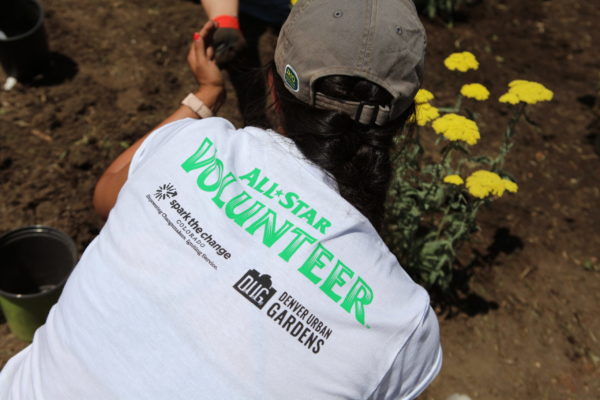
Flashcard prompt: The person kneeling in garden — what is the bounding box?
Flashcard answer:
[0,1,442,399]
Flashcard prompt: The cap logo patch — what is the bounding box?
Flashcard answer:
[284,64,300,92]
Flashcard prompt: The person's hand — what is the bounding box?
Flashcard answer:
[188,20,226,112]
[213,27,246,66]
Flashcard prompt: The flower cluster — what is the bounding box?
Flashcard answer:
[415,89,435,104]
[412,89,440,126]
[465,170,518,199]
[499,80,554,104]
[432,113,481,145]
[385,49,553,292]
[444,51,479,72]
[443,175,464,185]
[460,83,490,100]
[414,103,440,126]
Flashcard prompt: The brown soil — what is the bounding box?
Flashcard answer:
[1,0,599,399]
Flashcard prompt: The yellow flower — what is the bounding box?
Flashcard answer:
[460,83,490,100]
[444,51,479,72]
[466,170,517,198]
[415,89,434,104]
[499,80,553,104]
[413,103,440,126]
[443,175,464,185]
[290,0,298,5]
[499,93,520,104]
[503,179,518,193]
[431,113,480,145]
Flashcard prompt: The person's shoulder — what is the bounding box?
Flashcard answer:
[178,116,237,134]
[228,125,301,158]
[168,117,244,149]
[182,119,273,143]
[237,125,284,143]
[144,117,237,147]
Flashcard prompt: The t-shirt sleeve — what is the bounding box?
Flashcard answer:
[128,118,195,177]
[128,117,237,177]
[368,306,443,400]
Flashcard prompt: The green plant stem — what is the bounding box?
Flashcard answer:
[493,103,526,169]
[428,0,437,19]
[442,197,481,257]
[446,0,454,27]
[437,94,463,114]
[435,203,453,238]
[441,142,458,167]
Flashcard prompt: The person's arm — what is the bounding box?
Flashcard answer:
[201,0,238,19]
[93,20,225,219]
[200,0,245,66]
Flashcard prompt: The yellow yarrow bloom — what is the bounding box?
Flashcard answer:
[443,175,464,185]
[415,89,434,104]
[499,92,520,104]
[466,170,504,198]
[460,83,490,100]
[499,80,553,104]
[431,113,480,145]
[503,179,518,193]
[466,170,518,198]
[444,51,479,72]
[413,103,440,126]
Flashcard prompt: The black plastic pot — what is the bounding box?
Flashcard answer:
[0,0,50,81]
[0,226,78,341]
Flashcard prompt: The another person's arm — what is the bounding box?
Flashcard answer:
[200,0,245,66]
[93,21,225,219]
[201,0,238,19]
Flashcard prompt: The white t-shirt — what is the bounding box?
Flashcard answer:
[0,118,442,399]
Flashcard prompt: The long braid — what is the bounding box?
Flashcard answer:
[270,64,414,230]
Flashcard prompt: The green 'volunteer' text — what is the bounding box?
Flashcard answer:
[181,137,374,326]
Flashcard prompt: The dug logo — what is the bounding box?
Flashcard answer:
[234,269,277,309]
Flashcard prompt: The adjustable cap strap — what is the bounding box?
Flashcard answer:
[314,92,392,126]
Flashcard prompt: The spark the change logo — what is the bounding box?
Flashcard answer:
[154,183,177,200]
[233,269,277,309]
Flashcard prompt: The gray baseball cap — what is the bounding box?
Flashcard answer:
[274,0,426,126]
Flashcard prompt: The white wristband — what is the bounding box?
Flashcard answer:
[181,93,213,119]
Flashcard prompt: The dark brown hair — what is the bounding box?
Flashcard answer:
[269,63,415,230]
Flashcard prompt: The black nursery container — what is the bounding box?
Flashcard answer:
[0,0,50,81]
[0,226,78,341]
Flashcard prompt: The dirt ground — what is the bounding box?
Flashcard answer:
[1,0,599,399]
